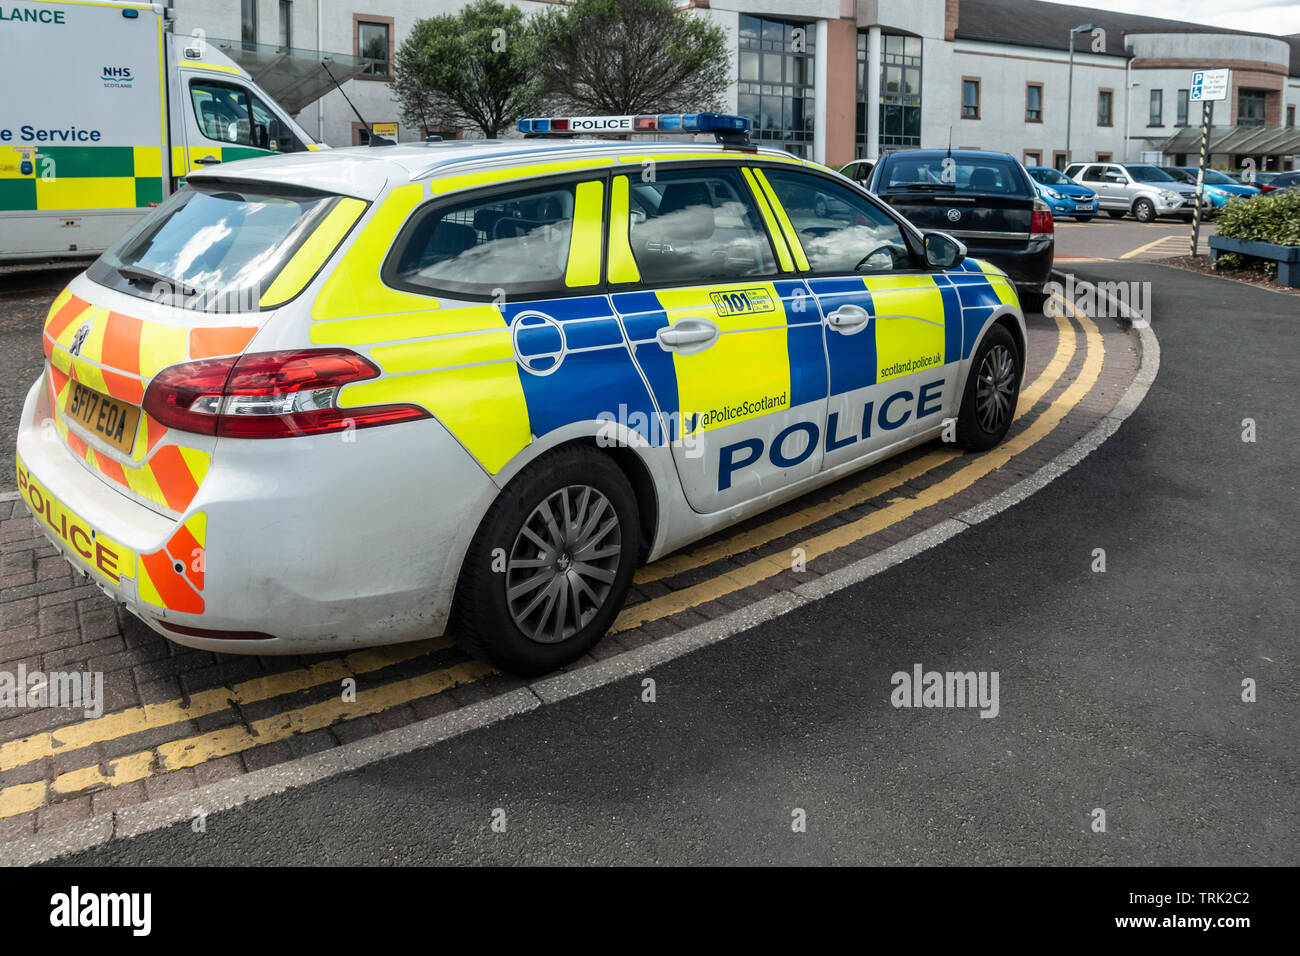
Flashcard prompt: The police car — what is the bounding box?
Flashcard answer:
[15,113,1026,675]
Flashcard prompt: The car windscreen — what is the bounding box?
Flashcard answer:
[1165,168,1196,184]
[1030,168,1068,185]
[880,156,1032,196]
[88,182,344,312]
[1124,165,1175,182]
[1200,170,1236,185]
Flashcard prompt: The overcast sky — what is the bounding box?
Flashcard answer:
[1054,0,1300,36]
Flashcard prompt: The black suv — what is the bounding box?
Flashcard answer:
[869,150,1054,307]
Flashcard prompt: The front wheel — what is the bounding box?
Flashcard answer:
[451,447,639,676]
[1133,198,1156,223]
[954,324,1021,451]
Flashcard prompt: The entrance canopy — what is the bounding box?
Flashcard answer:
[1158,125,1300,158]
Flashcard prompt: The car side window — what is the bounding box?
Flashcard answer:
[761,168,911,274]
[625,168,776,284]
[1080,166,1105,183]
[191,81,264,149]
[385,180,583,298]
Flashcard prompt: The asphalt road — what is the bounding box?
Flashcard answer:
[1055,215,1217,261]
[54,262,1297,866]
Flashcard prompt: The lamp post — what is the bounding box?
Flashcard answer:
[1065,23,1100,166]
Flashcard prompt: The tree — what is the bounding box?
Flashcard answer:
[536,0,730,116]
[391,0,545,139]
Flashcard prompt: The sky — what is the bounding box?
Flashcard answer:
[1052,0,1300,36]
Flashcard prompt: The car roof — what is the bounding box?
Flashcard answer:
[187,138,809,201]
[881,149,1016,161]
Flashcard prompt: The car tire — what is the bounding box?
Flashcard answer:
[954,324,1021,452]
[1106,210,1125,219]
[1133,198,1156,223]
[1019,291,1048,313]
[451,446,639,676]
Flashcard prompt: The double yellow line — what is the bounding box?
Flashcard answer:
[0,303,1099,820]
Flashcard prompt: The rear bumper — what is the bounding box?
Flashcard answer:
[960,239,1054,293]
[16,374,499,654]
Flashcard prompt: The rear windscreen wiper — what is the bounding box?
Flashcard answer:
[117,264,201,299]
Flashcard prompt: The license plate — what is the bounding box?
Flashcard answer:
[1075,203,1093,210]
[63,380,139,454]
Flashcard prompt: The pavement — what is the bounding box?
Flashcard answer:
[34,261,1297,866]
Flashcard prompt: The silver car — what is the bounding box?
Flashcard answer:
[1064,162,1211,223]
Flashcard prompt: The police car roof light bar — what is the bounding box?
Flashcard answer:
[518,113,753,148]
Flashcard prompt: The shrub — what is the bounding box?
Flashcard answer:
[1212,189,1300,276]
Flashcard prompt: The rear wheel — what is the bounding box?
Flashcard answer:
[954,325,1021,451]
[451,447,639,676]
[1133,198,1156,223]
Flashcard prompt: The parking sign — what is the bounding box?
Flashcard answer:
[1190,69,1229,101]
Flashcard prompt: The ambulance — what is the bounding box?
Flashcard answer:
[0,0,322,262]
[15,112,1027,675]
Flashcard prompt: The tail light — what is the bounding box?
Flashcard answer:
[143,348,429,438]
[1030,199,1054,238]
[1260,184,1275,194]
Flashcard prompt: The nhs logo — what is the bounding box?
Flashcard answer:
[101,65,133,87]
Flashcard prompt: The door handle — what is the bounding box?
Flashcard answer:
[657,318,719,354]
[827,304,870,331]
[194,155,221,165]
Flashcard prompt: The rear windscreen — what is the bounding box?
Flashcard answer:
[881,156,1032,196]
[89,183,344,312]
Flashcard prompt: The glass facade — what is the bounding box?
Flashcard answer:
[856,32,922,158]
[737,15,815,158]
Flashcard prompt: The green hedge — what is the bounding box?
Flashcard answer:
[1212,189,1300,276]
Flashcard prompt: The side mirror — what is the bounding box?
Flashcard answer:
[923,232,966,270]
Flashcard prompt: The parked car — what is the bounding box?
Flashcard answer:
[1025,166,1099,222]
[1162,167,1259,210]
[869,149,1053,308]
[1063,162,1211,222]
[838,158,875,188]
[1227,170,1283,191]
[1263,170,1300,193]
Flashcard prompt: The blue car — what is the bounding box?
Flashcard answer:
[1025,166,1098,221]
[1167,167,1261,209]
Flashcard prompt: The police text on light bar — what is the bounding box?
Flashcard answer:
[517,113,752,135]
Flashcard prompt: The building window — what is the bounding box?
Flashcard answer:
[1288,105,1296,127]
[1096,152,1112,162]
[739,14,815,158]
[878,33,922,150]
[1097,89,1113,127]
[356,18,392,79]
[962,78,980,119]
[241,0,257,48]
[1053,150,1068,172]
[1024,150,1041,166]
[1026,83,1043,123]
[1175,89,1189,126]
[1238,90,1266,128]
[278,1,291,50]
[1148,89,1163,126]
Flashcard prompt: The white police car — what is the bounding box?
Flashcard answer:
[16,113,1026,674]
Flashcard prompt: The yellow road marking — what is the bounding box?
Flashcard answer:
[636,305,1077,585]
[1121,236,1178,259]
[0,639,451,774]
[613,306,1104,632]
[0,661,494,817]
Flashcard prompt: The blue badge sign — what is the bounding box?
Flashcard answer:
[1190,69,1229,102]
